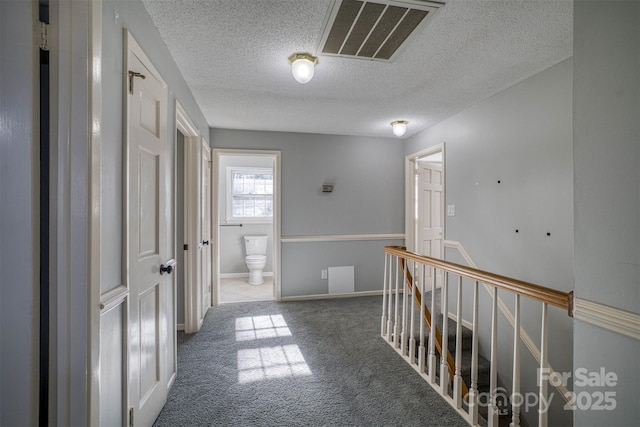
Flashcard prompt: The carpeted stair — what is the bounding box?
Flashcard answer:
[399,289,512,426]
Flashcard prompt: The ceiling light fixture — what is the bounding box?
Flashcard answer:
[391,120,408,137]
[288,52,318,84]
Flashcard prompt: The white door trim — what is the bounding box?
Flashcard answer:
[88,1,103,425]
[185,137,202,333]
[201,141,212,315]
[52,0,100,424]
[405,143,446,255]
[175,102,203,333]
[212,148,282,303]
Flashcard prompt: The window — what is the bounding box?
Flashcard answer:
[227,167,273,222]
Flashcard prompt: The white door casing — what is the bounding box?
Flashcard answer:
[175,102,205,334]
[405,145,446,287]
[184,133,202,333]
[212,149,282,304]
[201,142,212,314]
[125,32,172,427]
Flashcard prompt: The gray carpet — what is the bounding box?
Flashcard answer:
[154,296,469,426]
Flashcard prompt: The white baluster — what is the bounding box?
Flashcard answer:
[453,276,463,409]
[511,294,521,427]
[418,263,426,374]
[386,254,394,342]
[381,253,388,337]
[428,266,437,384]
[409,261,416,364]
[393,256,400,349]
[440,272,449,395]
[539,303,548,427]
[401,259,408,356]
[488,286,498,427]
[469,280,479,425]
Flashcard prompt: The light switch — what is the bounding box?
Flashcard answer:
[447,205,455,216]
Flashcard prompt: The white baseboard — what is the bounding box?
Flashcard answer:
[176,323,185,331]
[281,290,383,302]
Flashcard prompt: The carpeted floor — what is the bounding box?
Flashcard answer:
[154,296,468,426]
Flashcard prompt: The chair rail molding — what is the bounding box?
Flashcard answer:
[281,233,404,243]
[573,298,640,341]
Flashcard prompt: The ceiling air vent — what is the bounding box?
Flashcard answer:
[319,0,443,61]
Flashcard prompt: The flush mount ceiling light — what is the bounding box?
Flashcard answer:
[391,120,408,137]
[288,52,318,84]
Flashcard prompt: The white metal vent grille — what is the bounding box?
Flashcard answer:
[319,0,443,61]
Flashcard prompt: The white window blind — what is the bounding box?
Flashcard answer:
[227,167,273,222]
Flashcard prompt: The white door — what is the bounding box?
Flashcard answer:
[125,33,172,427]
[201,142,212,314]
[417,159,444,285]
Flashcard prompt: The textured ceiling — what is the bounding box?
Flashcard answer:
[142,0,572,139]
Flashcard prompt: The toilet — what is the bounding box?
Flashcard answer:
[243,235,268,285]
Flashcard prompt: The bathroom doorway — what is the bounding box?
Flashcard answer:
[212,149,281,304]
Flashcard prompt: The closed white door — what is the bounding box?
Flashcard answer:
[201,143,212,314]
[125,33,171,427]
[417,160,444,286]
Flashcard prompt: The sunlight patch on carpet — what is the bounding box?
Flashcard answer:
[235,314,292,341]
[237,344,312,384]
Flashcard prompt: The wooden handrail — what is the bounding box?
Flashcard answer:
[399,259,469,400]
[386,246,573,316]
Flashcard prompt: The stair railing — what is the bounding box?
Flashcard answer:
[381,246,573,427]
[443,240,573,407]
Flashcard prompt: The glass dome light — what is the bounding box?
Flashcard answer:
[391,120,408,137]
[288,52,318,84]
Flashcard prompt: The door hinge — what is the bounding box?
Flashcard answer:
[183,244,188,250]
[39,22,49,51]
[129,407,134,427]
[128,70,146,94]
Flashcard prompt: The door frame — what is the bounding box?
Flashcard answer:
[48,0,103,422]
[212,149,282,304]
[200,140,212,315]
[405,143,446,255]
[175,102,204,334]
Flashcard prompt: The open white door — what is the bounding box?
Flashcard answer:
[125,32,172,427]
[417,159,444,258]
[201,142,212,314]
[415,149,445,286]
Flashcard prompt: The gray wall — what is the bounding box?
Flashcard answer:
[218,155,274,275]
[573,1,640,426]
[406,59,574,426]
[100,0,209,296]
[100,0,209,319]
[0,1,38,425]
[210,130,405,297]
[99,0,210,420]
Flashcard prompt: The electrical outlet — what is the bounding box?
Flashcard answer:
[321,269,327,280]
